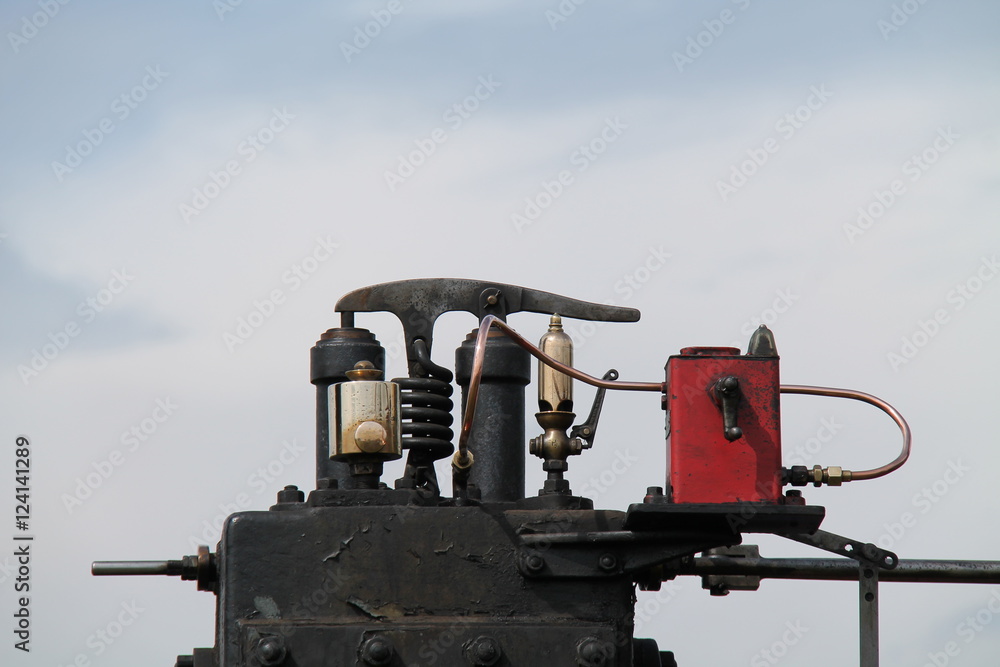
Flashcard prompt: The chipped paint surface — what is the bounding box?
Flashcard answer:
[253,596,281,619]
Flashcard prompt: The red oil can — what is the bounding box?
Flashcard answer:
[663,327,782,503]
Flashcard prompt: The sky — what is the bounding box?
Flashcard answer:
[1,1,999,665]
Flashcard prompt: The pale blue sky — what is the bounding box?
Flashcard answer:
[2,2,999,666]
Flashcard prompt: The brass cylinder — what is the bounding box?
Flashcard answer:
[329,363,401,461]
[538,315,573,412]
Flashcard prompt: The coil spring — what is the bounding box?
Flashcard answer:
[393,377,454,464]
[393,340,454,467]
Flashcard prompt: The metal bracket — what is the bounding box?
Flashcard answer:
[516,529,739,579]
[700,545,761,596]
[779,529,898,569]
[779,529,894,667]
[859,562,879,667]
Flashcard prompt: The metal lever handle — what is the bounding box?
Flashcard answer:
[335,279,640,375]
[712,376,743,441]
[570,369,618,448]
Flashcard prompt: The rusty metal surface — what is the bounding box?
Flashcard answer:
[218,504,641,666]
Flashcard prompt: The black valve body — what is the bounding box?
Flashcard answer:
[455,329,531,503]
[310,327,385,486]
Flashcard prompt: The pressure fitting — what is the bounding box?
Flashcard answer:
[784,465,853,487]
[812,465,852,486]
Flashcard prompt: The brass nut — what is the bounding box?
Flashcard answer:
[811,465,824,485]
[826,466,844,486]
[452,451,474,470]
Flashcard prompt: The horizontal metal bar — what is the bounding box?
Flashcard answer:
[677,557,1000,584]
[92,560,184,576]
[519,531,724,545]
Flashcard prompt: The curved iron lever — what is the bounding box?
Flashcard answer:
[336,279,640,376]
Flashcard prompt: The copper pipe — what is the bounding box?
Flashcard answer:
[456,315,663,463]
[780,384,911,480]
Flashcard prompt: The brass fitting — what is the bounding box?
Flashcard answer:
[810,465,854,486]
[529,411,581,462]
[452,450,475,471]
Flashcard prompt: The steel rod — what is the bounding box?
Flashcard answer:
[678,557,1000,584]
[92,560,184,576]
[859,563,879,667]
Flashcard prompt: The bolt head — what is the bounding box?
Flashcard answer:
[468,636,501,666]
[576,638,611,667]
[255,636,286,666]
[361,637,393,666]
[524,553,545,573]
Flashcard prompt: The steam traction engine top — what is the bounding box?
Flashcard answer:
[93,278,1000,667]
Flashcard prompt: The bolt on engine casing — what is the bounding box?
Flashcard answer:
[663,337,781,504]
